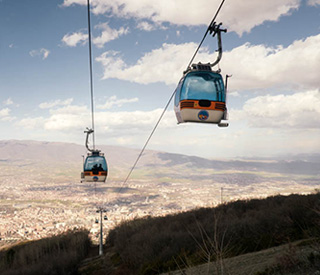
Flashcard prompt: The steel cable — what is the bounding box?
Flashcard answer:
[87,0,95,150]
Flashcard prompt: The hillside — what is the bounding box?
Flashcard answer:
[99,193,320,274]
[0,229,91,275]
[2,193,320,275]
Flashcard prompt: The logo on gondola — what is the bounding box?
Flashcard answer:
[198,110,209,121]
[93,176,99,182]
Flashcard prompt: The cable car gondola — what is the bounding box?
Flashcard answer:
[174,22,229,127]
[81,128,108,182]
[83,151,108,182]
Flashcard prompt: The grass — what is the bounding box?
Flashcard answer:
[162,239,319,275]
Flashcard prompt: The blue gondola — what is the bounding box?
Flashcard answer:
[174,63,228,126]
[174,22,229,127]
[83,151,108,182]
[81,128,108,182]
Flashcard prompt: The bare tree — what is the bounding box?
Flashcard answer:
[186,211,232,275]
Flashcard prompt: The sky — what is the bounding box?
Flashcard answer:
[0,0,320,159]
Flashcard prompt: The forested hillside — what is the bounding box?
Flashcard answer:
[105,193,320,274]
[0,229,90,275]
[2,193,320,275]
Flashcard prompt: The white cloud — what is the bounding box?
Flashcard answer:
[229,91,240,97]
[0,108,10,117]
[3,98,19,107]
[45,105,90,131]
[16,104,88,131]
[96,43,200,85]
[62,0,300,35]
[97,95,138,109]
[96,108,175,133]
[115,136,135,145]
[136,21,156,32]
[44,113,87,131]
[93,23,129,48]
[16,99,175,135]
[0,108,16,121]
[3,98,13,105]
[29,48,50,60]
[16,117,45,129]
[96,34,320,91]
[61,32,87,47]
[48,104,88,115]
[136,21,166,32]
[232,90,320,129]
[0,108,15,121]
[39,98,74,109]
[42,49,50,59]
[92,109,177,147]
[12,100,320,158]
[222,34,320,90]
[15,101,175,137]
[221,0,299,35]
[307,0,320,6]
[61,24,129,49]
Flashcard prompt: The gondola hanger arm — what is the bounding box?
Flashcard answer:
[185,0,226,71]
[208,22,227,68]
[84,128,96,152]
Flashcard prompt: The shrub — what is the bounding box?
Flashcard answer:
[0,228,91,275]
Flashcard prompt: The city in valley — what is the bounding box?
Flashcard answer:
[0,140,319,248]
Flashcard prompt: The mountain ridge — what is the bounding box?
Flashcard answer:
[0,139,318,176]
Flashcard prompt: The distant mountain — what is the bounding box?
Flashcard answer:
[0,140,319,176]
[0,140,159,169]
[0,140,83,163]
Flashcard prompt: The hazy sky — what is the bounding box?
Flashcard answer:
[0,0,320,159]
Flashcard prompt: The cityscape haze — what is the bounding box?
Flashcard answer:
[0,140,319,248]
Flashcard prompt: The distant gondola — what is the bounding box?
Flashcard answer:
[81,128,108,182]
[83,151,108,182]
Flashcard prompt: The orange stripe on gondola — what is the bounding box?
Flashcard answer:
[84,171,108,176]
[180,101,195,108]
[180,100,225,111]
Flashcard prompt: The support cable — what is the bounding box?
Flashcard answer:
[87,0,95,150]
[122,90,176,188]
[121,0,226,187]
